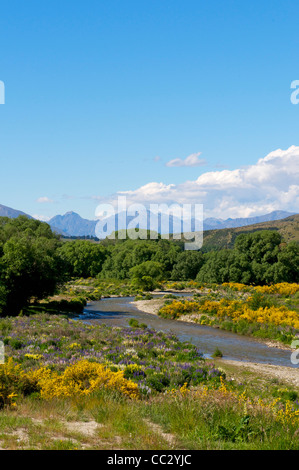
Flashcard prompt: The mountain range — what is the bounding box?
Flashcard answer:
[0,204,33,219]
[48,209,297,238]
[0,203,296,238]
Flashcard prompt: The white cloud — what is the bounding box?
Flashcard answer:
[166,152,207,167]
[119,182,176,203]
[32,214,51,222]
[196,169,245,188]
[106,145,299,219]
[36,196,54,204]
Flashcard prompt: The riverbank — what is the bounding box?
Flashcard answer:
[1,311,299,450]
[131,298,299,387]
[216,359,299,389]
[132,298,165,316]
[131,297,294,350]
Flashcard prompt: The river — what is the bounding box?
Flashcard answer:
[76,293,299,369]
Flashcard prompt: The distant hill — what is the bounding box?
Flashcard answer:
[49,210,186,237]
[49,212,97,237]
[202,210,295,230]
[47,209,296,238]
[0,204,32,219]
[184,214,299,251]
[1,204,297,243]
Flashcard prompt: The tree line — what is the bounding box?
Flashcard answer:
[0,216,298,315]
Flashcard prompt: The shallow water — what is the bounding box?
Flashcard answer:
[77,294,299,369]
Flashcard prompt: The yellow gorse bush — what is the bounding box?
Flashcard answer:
[160,295,299,329]
[24,353,43,360]
[222,282,251,292]
[254,283,299,296]
[159,300,202,318]
[238,305,299,329]
[222,282,299,296]
[26,359,140,400]
[0,358,22,407]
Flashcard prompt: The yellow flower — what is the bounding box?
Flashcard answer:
[26,360,140,400]
[24,353,43,360]
[67,342,81,350]
[179,382,189,397]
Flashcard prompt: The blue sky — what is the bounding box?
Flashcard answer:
[0,0,298,220]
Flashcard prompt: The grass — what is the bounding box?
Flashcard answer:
[212,347,223,358]
[1,279,299,450]
[1,372,299,450]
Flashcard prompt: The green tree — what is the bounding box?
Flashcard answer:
[58,240,107,278]
[131,275,158,291]
[171,251,204,280]
[129,260,166,282]
[152,239,182,274]
[234,231,283,284]
[196,231,297,285]
[275,242,299,283]
[99,238,182,280]
[99,242,135,279]
[1,235,64,315]
[196,250,236,284]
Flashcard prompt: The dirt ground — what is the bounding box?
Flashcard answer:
[218,359,299,389]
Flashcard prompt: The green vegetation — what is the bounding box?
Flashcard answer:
[58,239,107,278]
[0,215,298,449]
[212,347,223,358]
[157,282,299,346]
[0,216,65,316]
[196,231,299,285]
[187,214,299,252]
[1,313,299,450]
[0,215,298,316]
